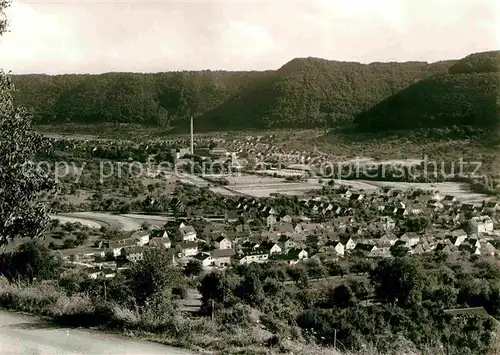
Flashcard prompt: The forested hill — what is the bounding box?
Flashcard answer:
[11,57,454,131]
[355,51,500,132]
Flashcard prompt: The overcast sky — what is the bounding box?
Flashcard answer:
[0,0,499,74]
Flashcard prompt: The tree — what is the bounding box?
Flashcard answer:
[404,216,429,233]
[370,256,428,307]
[348,277,372,301]
[0,1,6,34]
[184,259,203,277]
[390,244,409,257]
[236,272,265,306]
[287,267,309,288]
[0,4,56,245]
[327,284,356,309]
[198,271,239,310]
[0,3,57,244]
[140,221,151,231]
[4,241,63,282]
[124,248,182,307]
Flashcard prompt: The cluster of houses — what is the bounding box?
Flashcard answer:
[63,181,500,279]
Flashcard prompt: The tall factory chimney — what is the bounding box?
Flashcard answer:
[190,116,194,155]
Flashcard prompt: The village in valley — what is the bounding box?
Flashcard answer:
[2,1,500,352]
[46,130,500,284]
[69,183,500,279]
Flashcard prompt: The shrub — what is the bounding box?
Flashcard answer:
[217,303,252,329]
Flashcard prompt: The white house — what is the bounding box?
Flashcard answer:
[469,216,494,234]
[479,241,497,256]
[214,236,232,250]
[211,249,235,267]
[340,237,356,250]
[194,252,213,268]
[447,229,468,247]
[442,195,457,205]
[133,231,150,246]
[266,214,277,227]
[377,234,398,247]
[149,229,169,240]
[399,233,420,247]
[178,225,197,242]
[123,246,145,263]
[268,243,282,255]
[176,241,198,257]
[277,248,308,265]
[378,216,396,231]
[108,238,137,257]
[148,237,171,249]
[235,249,269,265]
[261,241,282,255]
[278,235,296,252]
[328,241,345,256]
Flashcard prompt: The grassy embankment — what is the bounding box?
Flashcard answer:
[0,278,356,355]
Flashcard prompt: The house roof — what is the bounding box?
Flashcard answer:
[452,229,467,237]
[400,232,420,240]
[194,252,211,261]
[211,249,236,258]
[278,235,291,243]
[179,225,196,236]
[109,238,136,249]
[213,235,228,243]
[149,237,169,247]
[354,243,376,252]
[149,229,168,239]
[272,223,294,234]
[133,230,150,238]
[339,236,353,244]
[124,246,146,254]
[471,216,493,223]
[238,248,269,256]
[178,241,198,249]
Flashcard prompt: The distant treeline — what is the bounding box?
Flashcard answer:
[11,57,453,131]
[355,51,500,132]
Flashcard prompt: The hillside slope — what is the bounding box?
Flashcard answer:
[355,51,500,132]
[12,71,267,126]
[11,58,454,131]
[198,58,453,129]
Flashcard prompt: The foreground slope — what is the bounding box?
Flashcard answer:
[355,51,500,132]
[12,58,454,130]
[0,311,193,355]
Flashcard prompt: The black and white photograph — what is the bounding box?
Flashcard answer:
[0,0,499,354]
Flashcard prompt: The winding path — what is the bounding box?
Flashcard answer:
[0,311,196,355]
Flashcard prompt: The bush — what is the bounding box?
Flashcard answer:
[217,303,252,329]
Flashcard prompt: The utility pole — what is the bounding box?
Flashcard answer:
[334,329,337,350]
[190,115,194,155]
[103,279,107,301]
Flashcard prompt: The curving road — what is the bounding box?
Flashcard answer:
[0,311,196,355]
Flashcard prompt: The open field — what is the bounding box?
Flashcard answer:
[201,173,491,202]
[41,132,100,141]
[52,212,172,231]
[358,180,491,203]
[207,173,324,197]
